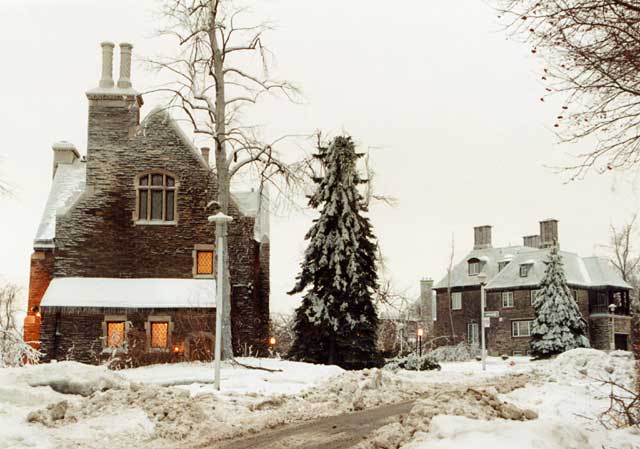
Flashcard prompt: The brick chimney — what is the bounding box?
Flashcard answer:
[86,41,142,188]
[201,147,210,166]
[474,225,492,250]
[52,141,80,178]
[523,235,541,248]
[540,219,559,248]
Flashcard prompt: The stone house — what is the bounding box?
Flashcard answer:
[430,219,632,356]
[23,42,270,364]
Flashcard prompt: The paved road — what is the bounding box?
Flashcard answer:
[211,400,415,449]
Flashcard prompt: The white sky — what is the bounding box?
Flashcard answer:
[1,0,639,314]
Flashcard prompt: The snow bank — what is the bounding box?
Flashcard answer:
[544,348,635,386]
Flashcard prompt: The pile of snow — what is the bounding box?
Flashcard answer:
[358,386,537,449]
[427,343,478,363]
[544,348,635,386]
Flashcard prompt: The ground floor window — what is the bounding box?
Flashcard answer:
[512,320,532,337]
[102,315,127,350]
[146,316,173,351]
[467,322,479,345]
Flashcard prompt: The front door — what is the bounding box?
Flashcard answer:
[614,333,628,351]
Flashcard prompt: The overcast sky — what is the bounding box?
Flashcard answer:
[1,0,639,314]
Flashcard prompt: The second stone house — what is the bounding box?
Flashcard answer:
[431,219,632,356]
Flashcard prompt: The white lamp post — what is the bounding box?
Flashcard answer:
[208,212,233,391]
[478,271,488,371]
[609,302,617,351]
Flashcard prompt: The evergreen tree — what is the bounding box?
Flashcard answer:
[287,136,382,369]
[530,244,589,358]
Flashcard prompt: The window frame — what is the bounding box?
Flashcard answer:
[498,261,510,272]
[134,170,179,225]
[512,320,532,337]
[101,315,128,352]
[468,260,481,276]
[502,291,514,308]
[192,244,216,279]
[145,315,173,352]
[519,264,532,277]
[467,322,479,345]
[451,292,462,310]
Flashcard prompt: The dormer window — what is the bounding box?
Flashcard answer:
[468,258,481,276]
[498,261,510,272]
[519,263,533,277]
[135,171,178,224]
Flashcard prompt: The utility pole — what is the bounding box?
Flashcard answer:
[478,272,488,371]
[208,212,233,391]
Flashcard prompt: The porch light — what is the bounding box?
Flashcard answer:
[269,337,276,346]
[417,328,424,338]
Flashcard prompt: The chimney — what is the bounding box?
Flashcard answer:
[523,235,541,248]
[474,225,492,250]
[52,141,80,178]
[540,219,559,248]
[99,41,115,88]
[117,43,133,89]
[201,147,210,166]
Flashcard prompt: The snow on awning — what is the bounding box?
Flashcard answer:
[41,278,216,309]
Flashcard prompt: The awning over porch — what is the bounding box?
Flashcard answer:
[40,277,216,309]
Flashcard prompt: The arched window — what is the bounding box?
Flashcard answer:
[136,171,178,223]
[468,258,481,275]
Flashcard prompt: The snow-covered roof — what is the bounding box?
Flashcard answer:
[484,249,631,291]
[434,246,536,289]
[34,159,86,248]
[40,277,216,309]
[231,188,270,242]
[436,245,632,291]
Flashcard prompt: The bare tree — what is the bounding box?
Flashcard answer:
[446,234,457,341]
[148,0,309,358]
[610,214,640,291]
[0,284,40,367]
[495,0,640,179]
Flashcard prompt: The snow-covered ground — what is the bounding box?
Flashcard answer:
[0,350,638,449]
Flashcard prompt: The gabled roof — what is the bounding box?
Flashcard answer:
[434,246,536,289]
[34,159,86,249]
[435,244,632,291]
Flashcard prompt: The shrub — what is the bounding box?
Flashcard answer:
[384,353,441,371]
[427,342,478,362]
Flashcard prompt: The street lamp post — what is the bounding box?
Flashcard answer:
[478,272,488,371]
[208,212,233,391]
[417,328,424,357]
[609,302,617,351]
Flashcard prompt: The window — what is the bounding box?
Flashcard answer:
[107,322,125,348]
[151,322,169,349]
[193,244,215,278]
[468,261,480,276]
[502,291,514,308]
[531,289,541,306]
[136,172,178,223]
[512,320,532,337]
[451,292,462,310]
[102,315,127,351]
[498,261,510,272]
[467,322,479,345]
[146,316,172,351]
[519,264,532,277]
[197,251,214,275]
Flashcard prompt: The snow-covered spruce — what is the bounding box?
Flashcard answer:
[530,244,589,358]
[288,136,382,369]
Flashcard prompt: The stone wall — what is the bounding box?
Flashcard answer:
[433,287,481,346]
[40,307,216,365]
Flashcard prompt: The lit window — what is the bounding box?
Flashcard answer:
[451,292,462,310]
[197,250,214,275]
[502,291,514,308]
[151,322,169,349]
[107,321,125,348]
[519,264,532,277]
[136,172,177,223]
[512,320,532,337]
